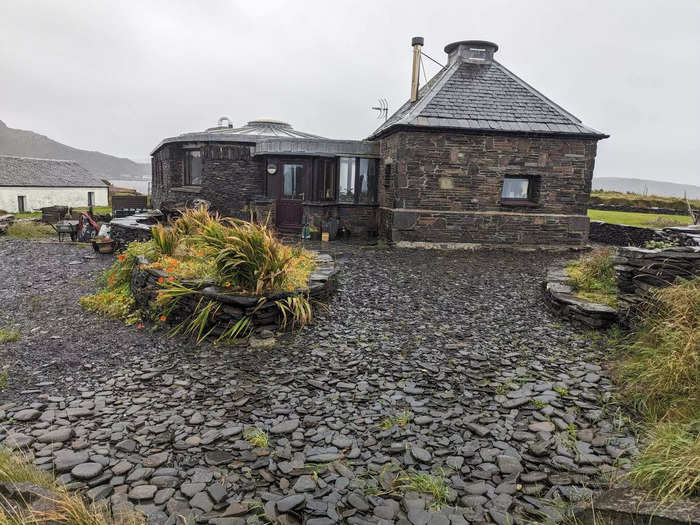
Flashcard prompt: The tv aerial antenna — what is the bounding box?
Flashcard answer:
[371,98,388,121]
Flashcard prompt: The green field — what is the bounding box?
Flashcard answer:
[588,209,693,228]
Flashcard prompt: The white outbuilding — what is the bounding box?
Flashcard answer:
[0,155,109,213]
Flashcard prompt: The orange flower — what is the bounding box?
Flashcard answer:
[137,323,142,329]
[166,267,173,273]
[118,254,125,260]
[158,277,164,283]
[109,275,115,285]
[168,276,174,281]
[159,315,166,321]
[225,282,231,287]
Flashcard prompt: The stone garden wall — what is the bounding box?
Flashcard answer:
[130,253,337,337]
[542,264,618,328]
[588,203,690,216]
[589,221,700,247]
[109,212,160,248]
[614,245,700,322]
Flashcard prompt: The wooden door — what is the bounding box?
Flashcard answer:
[269,161,306,230]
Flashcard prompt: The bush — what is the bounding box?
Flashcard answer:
[566,248,618,308]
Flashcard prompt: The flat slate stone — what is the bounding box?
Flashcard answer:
[270,419,300,434]
[128,485,157,501]
[71,462,103,480]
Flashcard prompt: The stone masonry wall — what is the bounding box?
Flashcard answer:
[378,130,599,245]
[152,143,264,219]
[379,208,590,245]
[199,144,264,219]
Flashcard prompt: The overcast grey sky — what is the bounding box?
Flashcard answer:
[1,0,698,184]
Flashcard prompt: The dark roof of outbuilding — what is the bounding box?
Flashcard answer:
[0,155,107,187]
[369,42,608,140]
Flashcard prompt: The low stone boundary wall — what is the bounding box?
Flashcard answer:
[130,253,337,337]
[614,245,700,321]
[542,265,618,328]
[589,203,691,216]
[590,220,699,247]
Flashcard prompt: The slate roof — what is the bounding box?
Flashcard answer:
[152,119,327,154]
[0,155,107,187]
[369,50,608,140]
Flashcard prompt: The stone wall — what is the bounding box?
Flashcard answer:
[614,246,700,321]
[199,144,264,219]
[109,212,161,248]
[589,203,691,216]
[152,143,263,220]
[543,264,618,328]
[377,130,599,245]
[130,253,337,337]
[590,221,700,247]
[380,208,590,246]
[304,203,379,238]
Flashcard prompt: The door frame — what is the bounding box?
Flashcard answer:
[266,157,311,230]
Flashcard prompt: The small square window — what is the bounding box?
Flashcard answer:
[501,176,532,200]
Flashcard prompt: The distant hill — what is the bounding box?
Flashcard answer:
[592,177,700,199]
[0,120,149,180]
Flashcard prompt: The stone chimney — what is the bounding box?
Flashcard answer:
[444,40,498,65]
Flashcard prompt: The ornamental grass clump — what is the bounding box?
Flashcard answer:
[80,205,317,340]
[615,277,700,499]
[566,247,618,308]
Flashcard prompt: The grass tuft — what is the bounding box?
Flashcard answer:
[380,409,412,430]
[244,428,269,448]
[0,448,146,524]
[566,248,617,308]
[0,328,20,343]
[6,222,54,239]
[627,421,700,499]
[396,470,450,509]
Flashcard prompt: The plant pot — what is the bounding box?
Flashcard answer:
[92,239,116,254]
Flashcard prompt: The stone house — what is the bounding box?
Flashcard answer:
[0,155,109,213]
[151,39,608,247]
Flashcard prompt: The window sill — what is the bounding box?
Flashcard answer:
[500,200,540,208]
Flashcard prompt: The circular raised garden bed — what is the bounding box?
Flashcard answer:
[130,252,337,338]
[543,262,618,328]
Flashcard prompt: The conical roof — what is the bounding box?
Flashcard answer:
[370,40,607,140]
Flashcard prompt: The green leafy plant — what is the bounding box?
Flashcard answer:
[380,409,412,430]
[244,428,269,448]
[644,239,678,250]
[532,399,547,409]
[275,295,313,330]
[151,223,179,255]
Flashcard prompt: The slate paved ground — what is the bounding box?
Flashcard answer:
[0,238,636,525]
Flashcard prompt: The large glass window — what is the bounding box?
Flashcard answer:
[320,159,336,200]
[185,150,202,185]
[283,163,304,199]
[339,157,356,202]
[358,158,377,203]
[501,176,531,200]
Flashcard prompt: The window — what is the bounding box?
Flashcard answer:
[87,191,95,206]
[282,163,304,199]
[338,157,378,203]
[358,158,377,203]
[319,159,336,200]
[339,157,356,202]
[184,150,202,185]
[501,176,533,201]
[17,196,26,213]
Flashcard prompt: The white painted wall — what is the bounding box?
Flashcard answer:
[0,186,109,213]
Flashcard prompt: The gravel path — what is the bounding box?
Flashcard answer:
[0,238,635,525]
